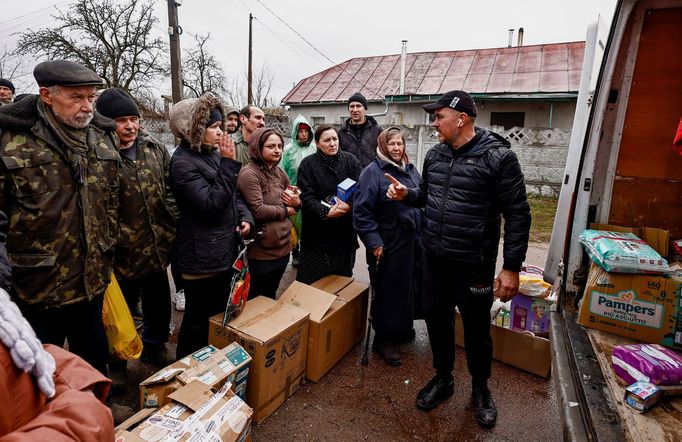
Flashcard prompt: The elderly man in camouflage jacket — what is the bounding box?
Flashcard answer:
[0,60,120,376]
[96,88,177,365]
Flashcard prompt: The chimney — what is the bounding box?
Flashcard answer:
[400,40,407,95]
[517,27,524,47]
[508,29,514,48]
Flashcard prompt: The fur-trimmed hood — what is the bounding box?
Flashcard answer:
[168,93,226,151]
[0,94,116,132]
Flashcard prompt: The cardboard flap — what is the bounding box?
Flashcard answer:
[335,281,369,303]
[139,366,185,386]
[229,296,309,342]
[115,408,156,432]
[114,430,148,442]
[311,275,354,294]
[279,281,337,322]
[167,380,215,411]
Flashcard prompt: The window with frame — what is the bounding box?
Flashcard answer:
[490,112,525,129]
[310,116,325,127]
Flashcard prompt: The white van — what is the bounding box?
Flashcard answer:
[544,0,682,440]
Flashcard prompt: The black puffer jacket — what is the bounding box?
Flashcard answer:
[406,128,530,271]
[338,116,382,168]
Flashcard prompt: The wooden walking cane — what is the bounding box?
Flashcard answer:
[360,257,380,366]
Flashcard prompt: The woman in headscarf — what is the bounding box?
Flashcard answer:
[353,126,423,366]
[237,128,300,299]
[296,124,362,284]
[168,93,254,358]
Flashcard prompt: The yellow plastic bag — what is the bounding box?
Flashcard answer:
[102,274,143,359]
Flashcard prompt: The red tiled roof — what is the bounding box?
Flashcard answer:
[282,41,584,104]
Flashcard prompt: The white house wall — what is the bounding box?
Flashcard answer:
[287,101,576,131]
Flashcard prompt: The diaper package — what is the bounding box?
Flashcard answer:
[612,343,682,386]
[579,229,669,274]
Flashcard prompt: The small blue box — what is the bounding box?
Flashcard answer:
[336,178,357,202]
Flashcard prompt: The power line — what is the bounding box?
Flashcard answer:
[230,0,327,71]
[252,0,386,100]
[252,0,336,66]
[0,1,67,26]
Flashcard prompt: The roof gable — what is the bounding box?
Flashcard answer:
[282,41,585,104]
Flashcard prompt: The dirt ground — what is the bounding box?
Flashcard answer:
[119,242,560,441]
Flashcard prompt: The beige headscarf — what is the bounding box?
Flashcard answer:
[376,126,409,170]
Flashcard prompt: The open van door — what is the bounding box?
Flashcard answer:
[545,0,682,440]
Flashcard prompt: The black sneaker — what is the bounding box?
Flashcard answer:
[472,384,497,427]
[415,375,454,410]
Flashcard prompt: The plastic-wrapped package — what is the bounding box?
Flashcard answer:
[612,343,682,386]
[579,229,670,274]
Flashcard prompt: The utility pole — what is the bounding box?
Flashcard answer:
[168,0,183,104]
[247,13,253,105]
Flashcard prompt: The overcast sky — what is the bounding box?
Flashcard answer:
[1,0,618,104]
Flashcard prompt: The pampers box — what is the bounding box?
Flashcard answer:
[578,263,682,348]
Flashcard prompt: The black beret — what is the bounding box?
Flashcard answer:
[33,60,103,88]
[0,79,15,94]
[96,88,140,119]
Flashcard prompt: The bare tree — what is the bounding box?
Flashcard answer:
[221,64,275,109]
[252,64,274,109]
[0,46,24,80]
[16,0,166,95]
[182,33,228,99]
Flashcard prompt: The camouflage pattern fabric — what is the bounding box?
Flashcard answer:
[0,108,120,309]
[115,130,177,279]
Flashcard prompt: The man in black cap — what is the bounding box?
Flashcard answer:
[338,92,382,168]
[385,90,531,427]
[96,88,177,366]
[0,60,120,378]
[0,79,15,106]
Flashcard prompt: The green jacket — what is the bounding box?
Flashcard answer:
[0,96,120,309]
[115,130,177,279]
[231,129,250,166]
[281,114,316,186]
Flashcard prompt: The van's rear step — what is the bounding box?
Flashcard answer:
[550,309,625,441]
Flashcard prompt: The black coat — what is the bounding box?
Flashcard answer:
[169,142,253,274]
[354,158,423,335]
[298,150,361,253]
[406,128,531,271]
[338,116,382,168]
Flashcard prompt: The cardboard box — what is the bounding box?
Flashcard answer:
[510,294,552,333]
[336,178,357,202]
[117,380,252,442]
[209,296,309,423]
[578,263,682,348]
[280,276,368,382]
[455,312,551,378]
[139,343,251,409]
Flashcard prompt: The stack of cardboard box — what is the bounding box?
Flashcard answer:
[208,275,368,422]
[117,381,252,441]
[577,224,682,350]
